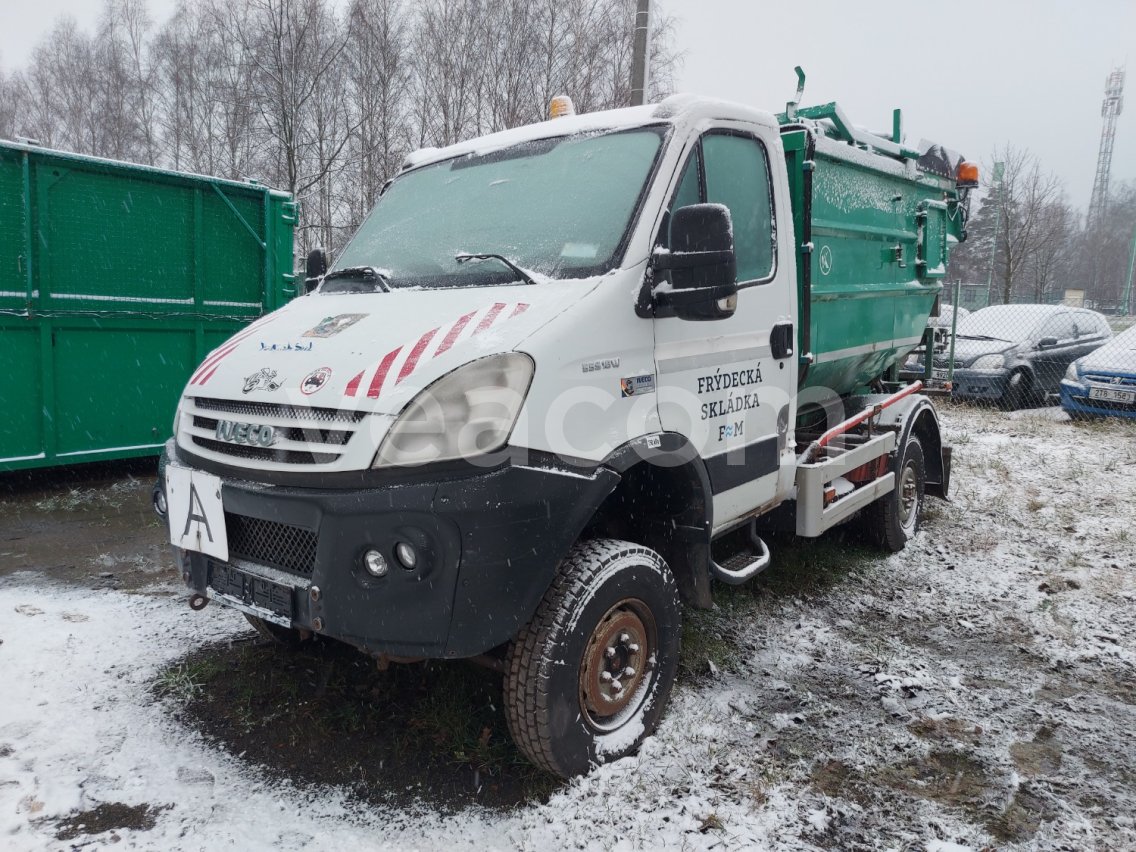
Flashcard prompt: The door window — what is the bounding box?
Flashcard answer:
[1039,313,1076,343]
[661,131,777,285]
[702,133,776,283]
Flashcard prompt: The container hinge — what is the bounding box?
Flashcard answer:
[802,159,815,173]
[801,241,814,254]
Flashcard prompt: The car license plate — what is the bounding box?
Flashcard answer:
[932,369,950,382]
[1089,385,1136,404]
[165,463,229,561]
[209,562,294,625]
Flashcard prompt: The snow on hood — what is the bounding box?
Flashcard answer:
[1076,325,1136,374]
[948,336,1017,363]
[184,282,592,414]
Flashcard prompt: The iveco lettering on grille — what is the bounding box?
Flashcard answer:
[215,421,276,447]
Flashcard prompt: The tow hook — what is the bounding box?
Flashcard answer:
[188,593,209,611]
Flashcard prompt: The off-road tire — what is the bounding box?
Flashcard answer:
[865,436,925,553]
[503,539,681,778]
[244,613,308,648]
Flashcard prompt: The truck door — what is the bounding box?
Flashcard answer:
[652,125,798,531]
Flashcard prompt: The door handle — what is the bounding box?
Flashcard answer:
[771,321,794,360]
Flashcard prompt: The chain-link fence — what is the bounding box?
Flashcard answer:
[901,296,1136,418]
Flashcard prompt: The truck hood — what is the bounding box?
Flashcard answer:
[184,283,594,414]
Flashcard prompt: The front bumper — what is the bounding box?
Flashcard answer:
[161,441,619,658]
[949,368,1011,400]
[1060,378,1136,419]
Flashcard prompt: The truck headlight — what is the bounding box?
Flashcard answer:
[1065,360,1081,381]
[372,353,534,468]
[970,354,1004,370]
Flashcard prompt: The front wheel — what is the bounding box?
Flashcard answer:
[503,539,681,778]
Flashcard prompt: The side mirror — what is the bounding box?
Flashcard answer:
[653,203,738,321]
[305,247,328,293]
[1037,337,1058,349]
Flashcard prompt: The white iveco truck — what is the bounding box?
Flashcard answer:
[159,90,972,777]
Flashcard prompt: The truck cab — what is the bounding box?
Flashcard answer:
[160,94,969,778]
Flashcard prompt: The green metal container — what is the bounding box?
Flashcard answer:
[0,141,297,471]
[780,104,966,395]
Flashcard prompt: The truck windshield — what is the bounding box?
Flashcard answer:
[332,127,665,288]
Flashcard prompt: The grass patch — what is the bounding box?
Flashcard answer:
[153,637,559,810]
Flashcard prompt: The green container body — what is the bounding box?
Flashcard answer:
[780,126,964,395]
[0,141,297,471]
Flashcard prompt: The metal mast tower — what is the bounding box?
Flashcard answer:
[1087,68,1125,227]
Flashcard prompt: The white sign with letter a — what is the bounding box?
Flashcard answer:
[165,463,229,562]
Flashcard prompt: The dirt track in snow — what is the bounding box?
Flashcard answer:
[1,405,1134,850]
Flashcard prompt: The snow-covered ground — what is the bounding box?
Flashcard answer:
[1,406,1134,851]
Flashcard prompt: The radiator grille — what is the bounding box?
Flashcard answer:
[184,396,367,466]
[193,397,366,424]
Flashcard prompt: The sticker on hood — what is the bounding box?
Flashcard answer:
[243,368,284,394]
[303,314,367,338]
[301,367,333,395]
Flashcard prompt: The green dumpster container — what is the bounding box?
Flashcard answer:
[0,140,297,471]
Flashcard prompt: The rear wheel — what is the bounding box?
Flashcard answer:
[503,539,681,778]
[864,436,925,553]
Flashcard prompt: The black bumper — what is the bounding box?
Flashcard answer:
[166,447,619,658]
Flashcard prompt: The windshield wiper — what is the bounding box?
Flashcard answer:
[455,252,538,286]
[321,266,391,293]
[958,334,1011,342]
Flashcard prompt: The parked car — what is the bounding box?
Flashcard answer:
[938,304,1113,408]
[1060,323,1136,419]
[902,304,970,377]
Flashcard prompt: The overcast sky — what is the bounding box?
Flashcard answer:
[1,0,1132,211]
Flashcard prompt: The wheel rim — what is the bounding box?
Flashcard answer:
[898,462,919,532]
[579,599,657,732]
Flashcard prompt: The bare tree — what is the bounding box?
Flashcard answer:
[342,0,411,228]
[985,145,1066,305]
[7,0,683,256]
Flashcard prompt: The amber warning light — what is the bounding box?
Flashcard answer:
[549,95,576,119]
[957,161,979,189]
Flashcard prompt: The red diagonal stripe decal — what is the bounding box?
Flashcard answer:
[189,319,269,383]
[366,346,403,398]
[434,311,477,358]
[509,302,530,318]
[190,333,251,384]
[344,370,364,398]
[474,303,507,335]
[397,327,439,384]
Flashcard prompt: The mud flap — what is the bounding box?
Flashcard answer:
[927,445,952,500]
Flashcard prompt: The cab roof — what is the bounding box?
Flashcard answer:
[401,95,780,171]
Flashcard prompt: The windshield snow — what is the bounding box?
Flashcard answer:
[332,127,665,289]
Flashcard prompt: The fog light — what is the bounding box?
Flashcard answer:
[395,542,418,570]
[363,550,389,577]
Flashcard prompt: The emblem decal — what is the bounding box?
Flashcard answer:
[303,313,367,339]
[301,367,333,395]
[242,367,283,394]
[215,421,276,447]
[583,358,621,373]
